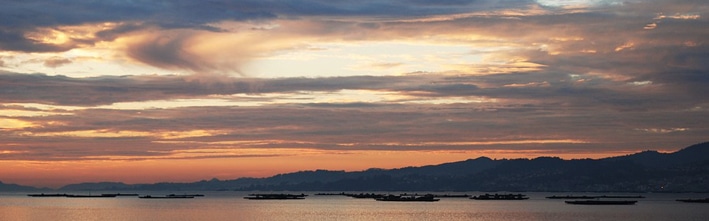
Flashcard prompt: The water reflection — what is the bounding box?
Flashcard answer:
[0,192,708,221]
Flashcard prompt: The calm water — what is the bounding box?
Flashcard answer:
[1,192,707,221]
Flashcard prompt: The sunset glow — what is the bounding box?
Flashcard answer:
[1,0,707,188]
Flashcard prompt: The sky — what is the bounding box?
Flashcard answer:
[0,0,707,188]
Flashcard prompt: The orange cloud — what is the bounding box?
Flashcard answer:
[0,118,36,129]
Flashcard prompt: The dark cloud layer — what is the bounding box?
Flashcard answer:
[0,0,543,74]
[1,70,705,111]
[1,69,707,162]
[0,0,533,52]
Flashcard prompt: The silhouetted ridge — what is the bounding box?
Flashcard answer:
[16,142,709,192]
[671,142,709,164]
[603,150,669,168]
[604,142,709,168]
[60,182,132,191]
[0,181,46,192]
[392,157,498,177]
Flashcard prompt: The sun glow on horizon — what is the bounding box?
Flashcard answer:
[0,146,636,188]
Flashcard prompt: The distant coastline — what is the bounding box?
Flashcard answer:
[2,142,708,193]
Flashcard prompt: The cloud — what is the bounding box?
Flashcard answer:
[0,28,75,52]
[635,128,689,134]
[0,68,706,111]
[1,0,708,163]
[2,65,708,163]
[3,95,704,162]
[0,72,436,105]
[7,0,703,79]
[43,57,73,68]
[0,0,535,49]
[366,62,405,69]
[0,0,543,74]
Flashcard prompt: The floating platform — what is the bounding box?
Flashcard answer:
[470,193,529,200]
[676,198,709,203]
[244,193,307,200]
[375,194,440,202]
[565,200,637,205]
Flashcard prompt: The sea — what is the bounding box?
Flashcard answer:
[1,192,707,221]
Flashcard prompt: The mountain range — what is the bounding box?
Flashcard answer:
[3,142,708,192]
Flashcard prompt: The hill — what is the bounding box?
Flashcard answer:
[0,181,47,192]
[55,142,709,192]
